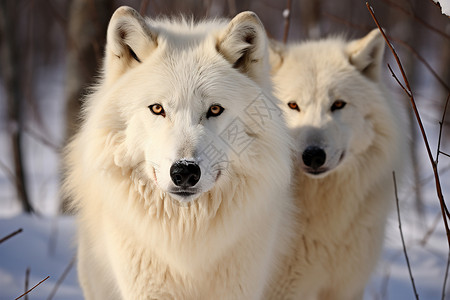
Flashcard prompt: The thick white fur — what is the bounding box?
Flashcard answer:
[267,30,407,300]
[64,7,294,300]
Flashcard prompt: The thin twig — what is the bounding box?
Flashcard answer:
[443,252,450,300]
[421,212,444,246]
[24,268,30,300]
[393,172,420,300]
[47,255,76,300]
[282,0,293,44]
[440,151,450,158]
[0,228,23,244]
[15,276,50,300]
[323,12,450,91]
[387,64,411,97]
[381,0,450,40]
[366,1,450,248]
[389,39,450,92]
[437,94,450,164]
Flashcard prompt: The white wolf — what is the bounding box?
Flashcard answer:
[266,30,406,299]
[63,6,295,300]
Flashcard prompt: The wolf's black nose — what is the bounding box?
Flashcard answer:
[170,161,201,187]
[302,146,326,170]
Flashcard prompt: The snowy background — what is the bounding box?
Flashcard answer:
[1,0,449,299]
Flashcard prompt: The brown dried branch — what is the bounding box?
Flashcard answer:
[387,64,411,97]
[47,255,76,300]
[393,172,420,300]
[437,94,450,164]
[0,228,23,244]
[15,276,50,300]
[324,12,450,92]
[388,39,450,92]
[443,252,450,300]
[381,0,450,40]
[282,0,292,44]
[366,1,450,248]
[440,151,450,158]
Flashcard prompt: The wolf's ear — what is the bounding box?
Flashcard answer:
[104,6,157,84]
[347,29,385,81]
[268,39,285,75]
[217,11,269,86]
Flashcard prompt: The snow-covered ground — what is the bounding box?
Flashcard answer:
[0,215,81,300]
[0,62,449,300]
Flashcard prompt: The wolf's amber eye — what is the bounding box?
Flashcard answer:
[287,101,300,112]
[331,100,347,112]
[149,104,166,117]
[207,105,224,118]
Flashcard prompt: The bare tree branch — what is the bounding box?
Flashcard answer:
[440,151,450,158]
[366,1,450,248]
[15,276,50,300]
[24,268,30,300]
[393,172,420,300]
[443,252,450,300]
[47,255,76,300]
[381,0,450,40]
[324,12,450,92]
[437,94,450,164]
[0,228,23,244]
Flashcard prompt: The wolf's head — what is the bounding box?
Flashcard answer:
[80,7,288,204]
[271,30,400,178]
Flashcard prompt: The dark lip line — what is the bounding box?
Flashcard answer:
[304,168,328,175]
[170,190,198,197]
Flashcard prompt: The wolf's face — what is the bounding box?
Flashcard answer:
[117,55,263,202]
[97,8,272,202]
[271,30,386,177]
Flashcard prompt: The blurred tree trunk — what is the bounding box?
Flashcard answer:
[299,0,321,39]
[0,1,33,213]
[62,0,113,213]
[65,0,113,140]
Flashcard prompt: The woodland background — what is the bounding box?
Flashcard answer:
[0,0,449,299]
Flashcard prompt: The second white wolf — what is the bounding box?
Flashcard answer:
[267,30,407,299]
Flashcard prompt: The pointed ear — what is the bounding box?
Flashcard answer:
[347,29,385,81]
[104,6,157,84]
[217,11,269,86]
[268,38,285,75]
